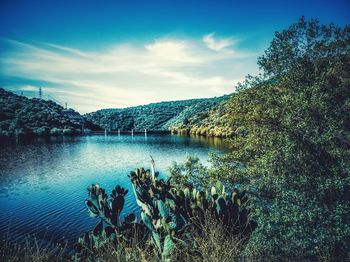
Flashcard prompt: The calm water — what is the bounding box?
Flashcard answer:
[0,134,227,247]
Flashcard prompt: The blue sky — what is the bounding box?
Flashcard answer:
[0,0,349,113]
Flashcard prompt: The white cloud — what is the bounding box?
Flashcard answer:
[202,33,236,52]
[145,39,199,63]
[18,85,39,92]
[0,34,259,113]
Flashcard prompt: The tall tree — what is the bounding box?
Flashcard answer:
[213,18,350,259]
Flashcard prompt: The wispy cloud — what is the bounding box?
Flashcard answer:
[202,33,236,52]
[19,85,39,92]
[0,34,259,113]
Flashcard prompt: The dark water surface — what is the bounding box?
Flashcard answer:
[0,134,227,246]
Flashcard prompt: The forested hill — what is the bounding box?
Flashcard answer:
[170,97,234,138]
[84,95,230,131]
[0,87,233,139]
[0,88,101,139]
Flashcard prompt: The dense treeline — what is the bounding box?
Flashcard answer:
[84,96,229,131]
[0,88,101,139]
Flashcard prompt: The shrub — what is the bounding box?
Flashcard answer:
[213,17,350,260]
[75,159,255,261]
[33,127,49,137]
[49,128,62,136]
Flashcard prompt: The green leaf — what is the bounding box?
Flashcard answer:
[162,235,174,259]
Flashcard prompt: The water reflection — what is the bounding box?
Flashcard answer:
[0,134,228,246]
[175,134,230,151]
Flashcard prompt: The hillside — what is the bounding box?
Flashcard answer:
[84,95,230,132]
[170,97,234,137]
[0,88,101,139]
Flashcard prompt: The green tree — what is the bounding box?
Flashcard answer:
[213,17,350,260]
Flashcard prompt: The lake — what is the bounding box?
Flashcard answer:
[0,134,228,247]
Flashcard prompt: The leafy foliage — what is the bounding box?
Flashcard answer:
[168,155,212,191]
[171,98,235,138]
[212,17,350,260]
[0,88,101,139]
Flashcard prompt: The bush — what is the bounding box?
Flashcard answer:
[62,128,74,136]
[168,155,210,190]
[49,128,62,136]
[213,17,350,260]
[33,127,49,137]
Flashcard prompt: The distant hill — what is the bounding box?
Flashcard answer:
[170,97,234,138]
[84,95,230,132]
[0,87,234,139]
[0,88,101,139]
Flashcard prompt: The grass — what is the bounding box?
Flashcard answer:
[1,212,248,262]
[173,213,245,262]
[0,237,68,262]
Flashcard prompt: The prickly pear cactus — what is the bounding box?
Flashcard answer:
[128,158,255,261]
[74,184,147,261]
[75,158,255,261]
[129,164,185,261]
